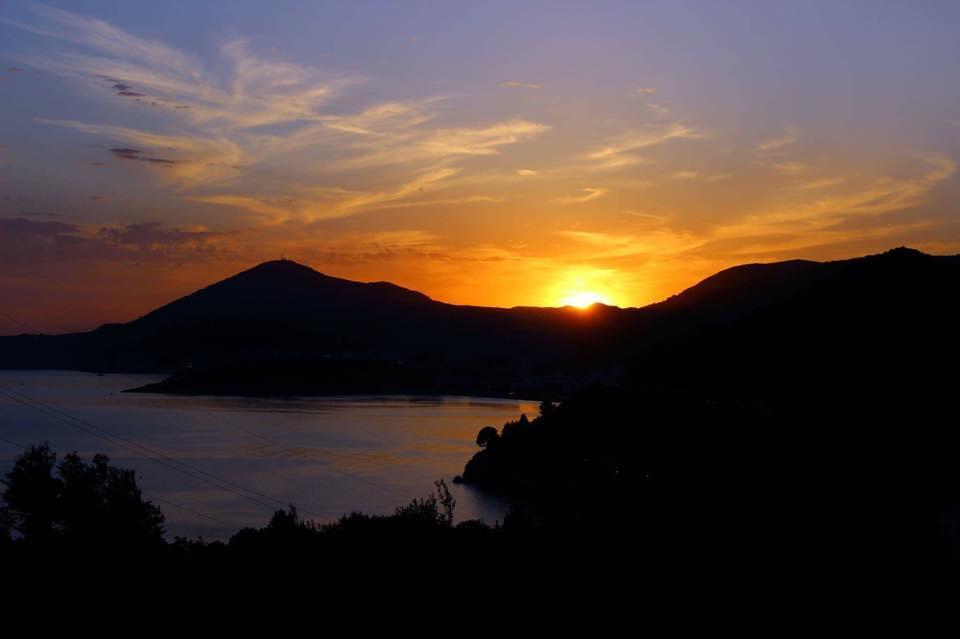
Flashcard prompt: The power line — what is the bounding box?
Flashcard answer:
[0,312,40,334]
[144,495,234,529]
[0,434,27,450]
[0,385,320,518]
[0,431,235,529]
[0,386,280,512]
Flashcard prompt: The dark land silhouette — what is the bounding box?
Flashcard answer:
[3,246,960,607]
[1,257,634,397]
[3,246,957,402]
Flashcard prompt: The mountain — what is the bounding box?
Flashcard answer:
[0,258,635,396]
[2,247,957,399]
[627,246,960,403]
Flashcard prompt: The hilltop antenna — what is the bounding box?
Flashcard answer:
[281,250,285,261]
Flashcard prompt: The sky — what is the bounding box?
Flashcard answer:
[2,1,960,333]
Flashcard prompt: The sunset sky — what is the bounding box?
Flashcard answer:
[2,1,960,333]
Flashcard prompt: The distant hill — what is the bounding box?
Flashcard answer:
[2,247,957,399]
[0,258,634,396]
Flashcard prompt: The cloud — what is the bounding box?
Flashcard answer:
[712,154,956,246]
[2,5,194,73]
[634,87,657,96]
[705,173,733,183]
[188,166,501,222]
[294,230,447,265]
[19,210,64,218]
[37,118,247,185]
[585,123,706,170]
[109,147,176,165]
[334,118,550,170]
[501,81,541,89]
[558,227,702,260]
[670,170,697,179]
[622,210,668,223]
[516,169,539,176]
[554,153,955,274]
[787,177,847,191]
[756,126,800,152]
[109,81,145,97]
[0,217,232,267]
[554,187,609,204]
[8,6,549,219]
[646,102,671,117]
[772,161,807,175]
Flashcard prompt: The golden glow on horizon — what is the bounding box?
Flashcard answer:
[546,269,623,309]
[559,291,613,309]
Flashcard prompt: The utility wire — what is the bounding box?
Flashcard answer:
[0,385,319,518]
[0,312,37,334]
[0,434,234,529]
[0,313,320,519]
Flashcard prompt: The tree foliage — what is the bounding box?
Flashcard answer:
[0,444,165,547]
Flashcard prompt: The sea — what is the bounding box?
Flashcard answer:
[0,370,536,540]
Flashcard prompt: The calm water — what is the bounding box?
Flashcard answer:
[0,370,536,539]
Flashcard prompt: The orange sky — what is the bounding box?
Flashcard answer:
[2,3,960,333]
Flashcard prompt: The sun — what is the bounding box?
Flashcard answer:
[560,291,613,309]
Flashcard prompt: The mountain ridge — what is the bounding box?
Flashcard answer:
[2,246,957,400]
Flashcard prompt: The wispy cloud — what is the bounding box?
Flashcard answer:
[556,154,955,273]
[646,102,671,117]
[188,166,504,222]
[772,161,807,175]
[333,118,550,170]
[756,126,800,152]
[554,187,609,204]
[585,123,706,170]
[36,118,245,185]
[558,227,703,260]
[501,80,541,89]
[714,154,955,245]
[8,6,545,219]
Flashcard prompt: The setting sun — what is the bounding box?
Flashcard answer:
[560,291,613,309]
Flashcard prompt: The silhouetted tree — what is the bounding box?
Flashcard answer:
[1,444,60,541]
[0,444,164,546]
[476,426,500,448]
[500,413,529,439]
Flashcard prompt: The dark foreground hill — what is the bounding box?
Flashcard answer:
[630,246,960,403]
[453,247,960,584]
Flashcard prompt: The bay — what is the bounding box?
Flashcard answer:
[0,370,535,539]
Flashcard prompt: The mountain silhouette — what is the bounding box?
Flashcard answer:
[140,259,435,326]
[0,257,632,395]
[626,246,960,403]
[1,247,957,398]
